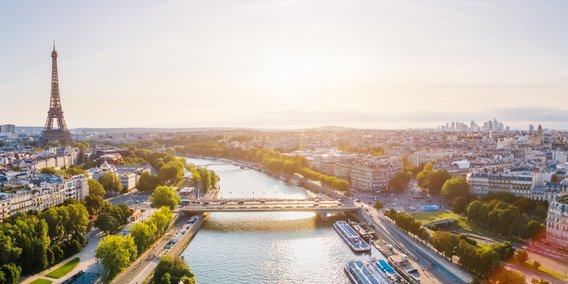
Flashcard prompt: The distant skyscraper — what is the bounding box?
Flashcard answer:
[529,124,535,133]
[0,124,15,133]
[41,42,74,146]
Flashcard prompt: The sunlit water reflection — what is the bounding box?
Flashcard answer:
[181,158,376,284]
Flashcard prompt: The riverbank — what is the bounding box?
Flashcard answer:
[184,154,347,200]
[180,156,369,283]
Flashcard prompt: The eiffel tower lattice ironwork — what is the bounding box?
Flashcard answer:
[42,42,74,146]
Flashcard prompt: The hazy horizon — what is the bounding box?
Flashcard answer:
[2,1,568,130]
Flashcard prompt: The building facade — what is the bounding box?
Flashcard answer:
[546,195,568,248]
[467,172,550,198]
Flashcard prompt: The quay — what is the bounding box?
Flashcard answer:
[111,213,206,284]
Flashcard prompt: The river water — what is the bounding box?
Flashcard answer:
[181,157,376,284]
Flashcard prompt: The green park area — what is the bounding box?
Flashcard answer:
[413,210,505,243]
[30,279,53,284]
[413,210,467,227]
[46,257,80,279]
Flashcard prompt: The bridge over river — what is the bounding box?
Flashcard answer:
[180,198,359,213]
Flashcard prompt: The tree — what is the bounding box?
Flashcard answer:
[85,195,104,215]
[151,186,181,210]
[148,207,174,235]
[154,256,196,284]
[5,216,51,273]
[88,179,106,197]
[491,241,515,260]
[0,263,21,284]
[0,233,21,265]
[95,235,137,280]
[466,200,483,222]
[515,249,529,263]
[374,201,384,210]
[98,173,123,195]
[442,177,471,202]
[40,167,66,176]
[388,172,412,193]
[94,213,119,234]
[428,170,451,195]
[526,220,544,240]
[65,203,90,240]
[490,267,526,284]
[138,171,160,193]
[416,163,433,188]
[131,222,156,252]
[161,272,172,284]
[452,197,467,214]
[41,207,68,244]
[158,161,184,186]
[66,166,87,176]
[532,261,541,269]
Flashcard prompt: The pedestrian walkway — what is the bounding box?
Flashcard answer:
[22,230,104,284]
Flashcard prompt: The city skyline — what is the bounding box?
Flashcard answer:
[1,1,568,130]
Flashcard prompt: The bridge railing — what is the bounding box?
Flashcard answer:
[193,197,338,202]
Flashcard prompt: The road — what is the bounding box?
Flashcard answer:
[111,213,187,284]
[22,229,105,284]
[353,181,446,213]
[21,191,152,284]
[112,190,218,283]
[357,202,473,284]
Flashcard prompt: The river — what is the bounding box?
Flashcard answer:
[181,157,377,284]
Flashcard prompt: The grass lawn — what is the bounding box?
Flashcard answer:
[412,210,498,237]
[412,211,472,229]
[46,257,80,279]
[30,279,53,284]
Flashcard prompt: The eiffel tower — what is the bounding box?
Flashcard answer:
[41,42,74,146]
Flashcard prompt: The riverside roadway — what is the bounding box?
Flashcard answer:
[357,202,474,284]
[111,212,188,284]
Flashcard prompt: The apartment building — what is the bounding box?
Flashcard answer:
[467,171,551,198]
[546,195,568,248]
[532,180,568,203]
[350,158,403,192]
[0,173,88,221]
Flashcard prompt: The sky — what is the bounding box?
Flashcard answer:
[1,0,568,130]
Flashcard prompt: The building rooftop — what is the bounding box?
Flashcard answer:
[558,194,568,205]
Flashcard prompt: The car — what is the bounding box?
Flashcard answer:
[238,200,245,205]
[260,200,266,204]
[337,203,343,206]
[203,201,209,205]
[372,196,377,200]
[337,198,344,202]
[354,199,361,203]
[136,200,140,204]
